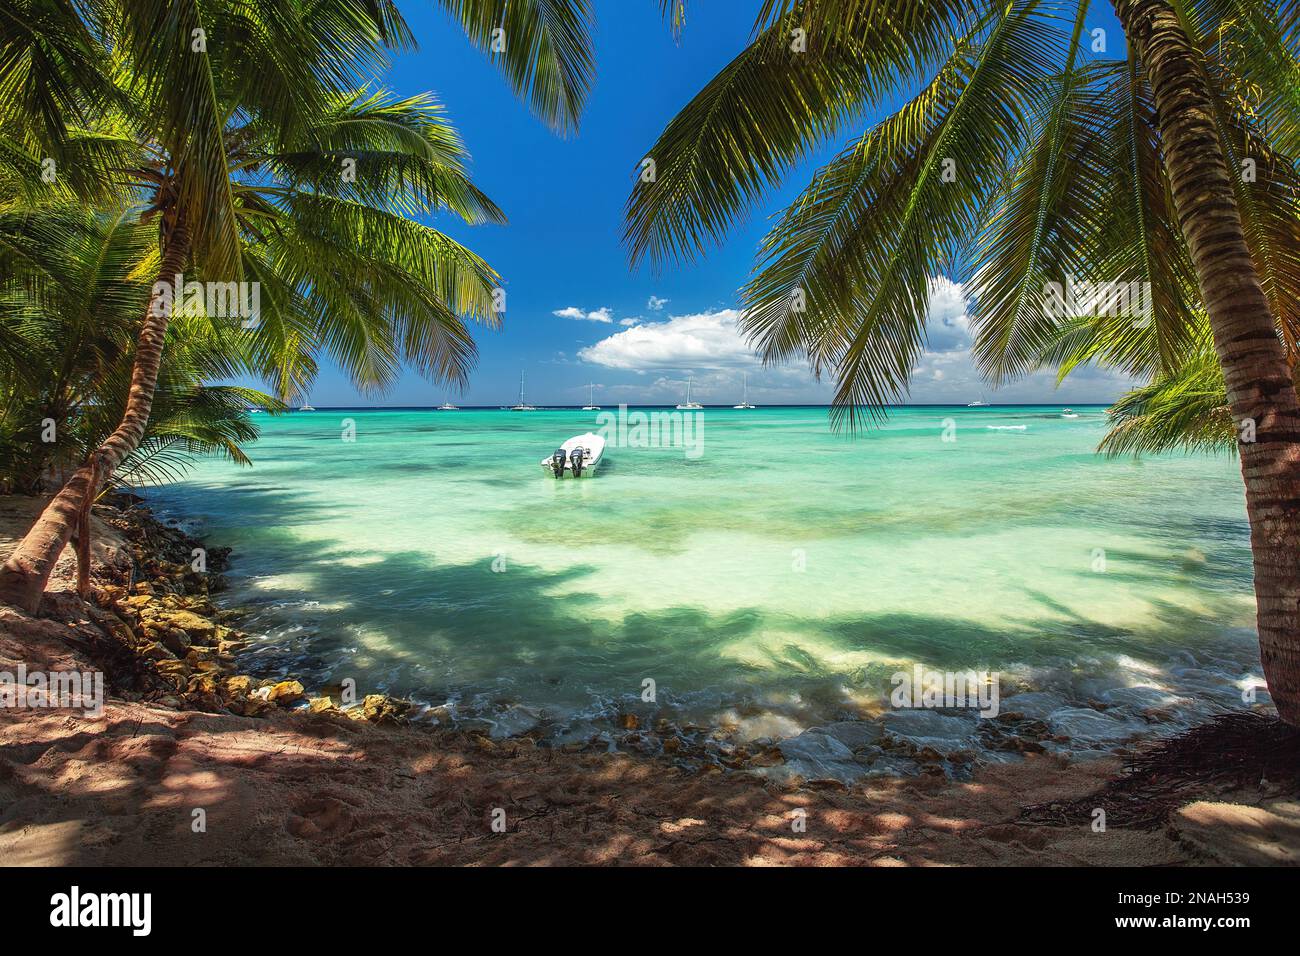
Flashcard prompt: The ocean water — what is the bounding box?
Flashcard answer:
[146,405,1263,775]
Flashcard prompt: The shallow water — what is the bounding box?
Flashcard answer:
[146,405,1264,777]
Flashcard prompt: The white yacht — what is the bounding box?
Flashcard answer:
[581,382,600,411]
[297,403,316,412]
[1061,408,1078,418]
[676,376,703,410]
[733,373,757,409]
[966,399,990,407]
[437,397,459,410]
[542,432,606,478]
[510,372,537,411]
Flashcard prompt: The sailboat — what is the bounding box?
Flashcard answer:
[297,401,316,411]
[581,382,600,411]
[733,373,757,409]
[510,371,537,411]
[675,376,703,410]
[966,394,990,407]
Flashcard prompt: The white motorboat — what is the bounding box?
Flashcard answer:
[511,371,537,411]
[733,373,756,409]
[1061,408,1078,418]
[581,382,600,411]
[676,376,703,410]
[437,398,459,410]
[542,432,606,478]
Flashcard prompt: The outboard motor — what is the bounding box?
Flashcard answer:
[569,445,586,477]
[549,448,567,478]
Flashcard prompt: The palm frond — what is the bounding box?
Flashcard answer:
[624,0,980,271]
[737,1,1063,429]
[434,0,595,135]
[245,87,505,224]
[1099,346,1236,457]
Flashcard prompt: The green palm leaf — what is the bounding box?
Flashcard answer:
[434,0,595,135]
[625,0,981,271]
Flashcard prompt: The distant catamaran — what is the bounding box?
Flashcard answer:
[733,373,756,409]
[511,371,537,411]
[581,382,600,411]
[676,376,703,410]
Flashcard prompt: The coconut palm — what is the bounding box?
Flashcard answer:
[626,0,1300,723]
[0,203,282,498]
[0,0,599,612]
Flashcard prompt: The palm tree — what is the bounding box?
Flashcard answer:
[0,203,283,497]
[626,0,1300,724]
[0,0,599,612]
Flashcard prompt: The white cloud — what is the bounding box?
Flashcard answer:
[553,305,613,323]
[572,284,1136,403]
[578,308,759,370]
[647,295,669,311]
[904,277,1140,401]
[619,317,641,326]
[924,277,971,352]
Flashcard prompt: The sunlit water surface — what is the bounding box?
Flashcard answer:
[145,406,1262,777]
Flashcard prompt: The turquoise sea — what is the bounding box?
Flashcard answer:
[146,405,1263,775]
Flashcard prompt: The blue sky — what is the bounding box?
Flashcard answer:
[296,0,1132,407]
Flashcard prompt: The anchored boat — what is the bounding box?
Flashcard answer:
[733,373,756,409]
[676,376,702,410]
[542,432,606,478]
[511,371,537,411]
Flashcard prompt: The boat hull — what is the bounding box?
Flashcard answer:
[541,432,606,478]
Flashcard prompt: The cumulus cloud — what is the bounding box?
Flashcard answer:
[553,305,613,323]
[647,295,669,311]
[924,277,971,352]
[578,308,759,370]
[572,283,1136,403]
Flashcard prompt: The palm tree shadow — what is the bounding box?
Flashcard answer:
[143,482,1261,738]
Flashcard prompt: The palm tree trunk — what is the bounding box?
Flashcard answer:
[0,217,191,613]
[1114,0,1300,725]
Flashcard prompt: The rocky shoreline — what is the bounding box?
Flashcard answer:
[76,496,415,725]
